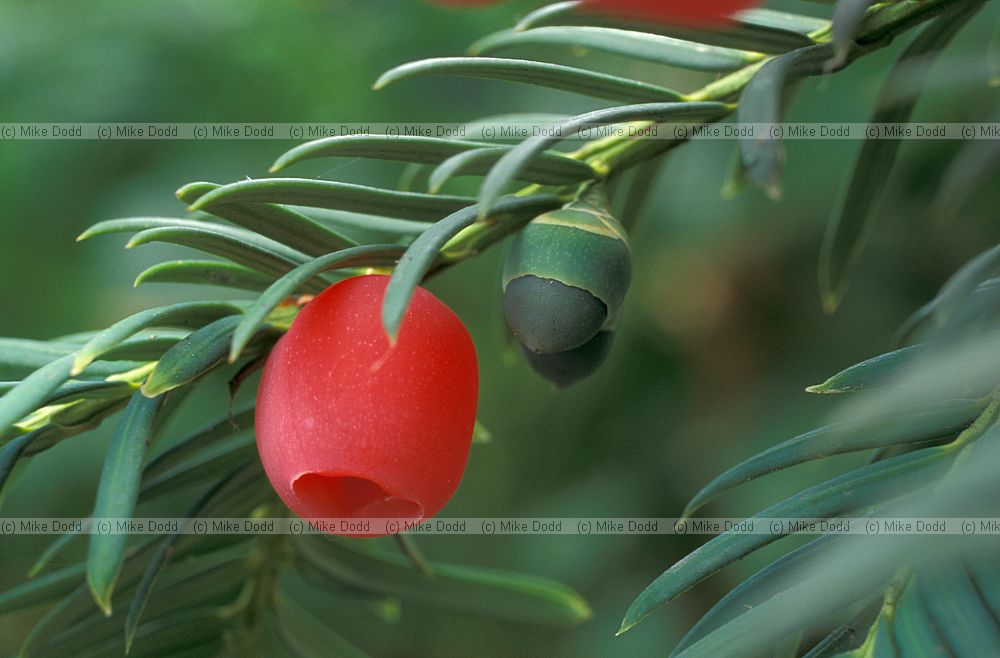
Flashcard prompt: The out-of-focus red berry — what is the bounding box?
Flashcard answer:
[581,0,761,25]
[255,275,479,537]
[424,0,761,25]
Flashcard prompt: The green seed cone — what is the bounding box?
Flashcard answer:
[502,187,631,354]
[503,276,607,355]
[522,331,614,388]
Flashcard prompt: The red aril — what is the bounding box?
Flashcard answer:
[581,0,761,25]
[424,0,761,25]
[255,275,479,536]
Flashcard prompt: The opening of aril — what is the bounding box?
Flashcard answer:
[292,473,424,521]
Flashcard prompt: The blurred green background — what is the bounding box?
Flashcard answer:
[0,0,997,655]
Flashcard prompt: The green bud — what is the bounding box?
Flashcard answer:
[502,187,631,354]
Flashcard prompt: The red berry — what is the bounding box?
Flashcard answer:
[581,0,761,25]
[255,275,479,536]
[422,0,761,24]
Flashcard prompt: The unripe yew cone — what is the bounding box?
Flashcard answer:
[255,275,478,536]
[522,330,615,388]
[502,187,631,355]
